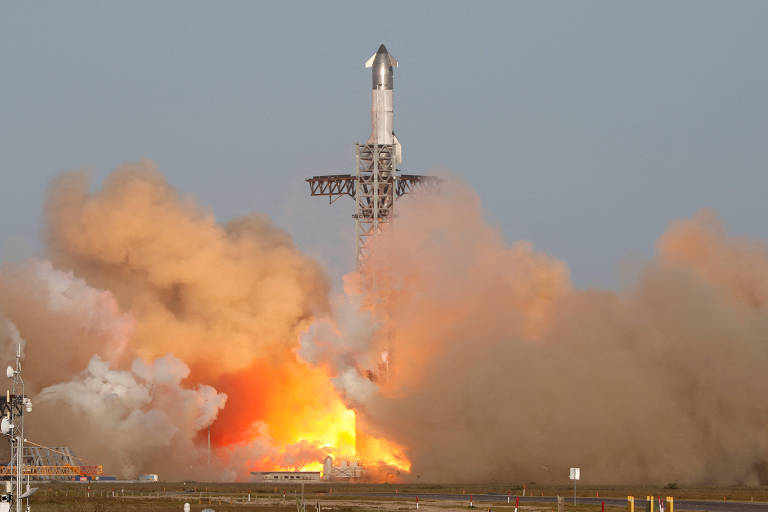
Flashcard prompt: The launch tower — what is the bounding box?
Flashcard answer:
[307,44,439,267]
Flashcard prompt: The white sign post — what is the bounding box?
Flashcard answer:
[569,468,580,505]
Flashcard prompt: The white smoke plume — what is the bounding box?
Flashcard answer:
[0,315,25,367]
[0,258,133,392]
[33,354,226,479]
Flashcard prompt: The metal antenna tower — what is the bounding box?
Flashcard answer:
[1,345,35,512]
[307,44,439,268]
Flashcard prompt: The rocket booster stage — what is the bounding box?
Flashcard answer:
[365,44,402,164]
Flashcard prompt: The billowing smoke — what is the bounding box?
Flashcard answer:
[303,180,768,485]
[35,354,226,479]
[0,160,358,479]
[44,160,329,371]
[0,259,132,390]
[2,158,767,484]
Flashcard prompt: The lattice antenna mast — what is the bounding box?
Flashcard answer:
[12,346,22,512]
[307,44,439,268]
[2,345,33,512]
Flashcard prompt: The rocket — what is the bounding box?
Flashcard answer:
[365,44,402,164]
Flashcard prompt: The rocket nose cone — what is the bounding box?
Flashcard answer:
[371,44,394,89]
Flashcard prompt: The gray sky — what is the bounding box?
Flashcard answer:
[1,1,766,289]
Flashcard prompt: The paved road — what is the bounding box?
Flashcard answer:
[348,493,768,512]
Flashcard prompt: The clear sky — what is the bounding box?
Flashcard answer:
[1,1,766,289]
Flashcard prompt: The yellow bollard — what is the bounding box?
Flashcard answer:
[666,496,674,512]
[648,496,654,512]
[628,496,635,512]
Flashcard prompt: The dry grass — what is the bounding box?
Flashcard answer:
[23,482,768,511]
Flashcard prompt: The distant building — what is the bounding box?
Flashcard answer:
[251,471,322,483]
[138,474,159,481]
[322,456,364,481]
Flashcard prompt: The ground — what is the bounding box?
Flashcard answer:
[23,483,768,512]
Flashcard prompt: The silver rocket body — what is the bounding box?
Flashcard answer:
[365,44,402,164]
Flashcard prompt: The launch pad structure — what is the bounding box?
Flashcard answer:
[0,444,103,480]
[305,43,438,481]
[0,348,102,484]
[307,44,439,267]
[308,149,436,264]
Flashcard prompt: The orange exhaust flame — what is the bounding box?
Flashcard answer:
[199,351,409,476]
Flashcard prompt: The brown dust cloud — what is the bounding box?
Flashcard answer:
[1,160,767,485]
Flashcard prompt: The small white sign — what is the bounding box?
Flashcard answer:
[569,467,580,480]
